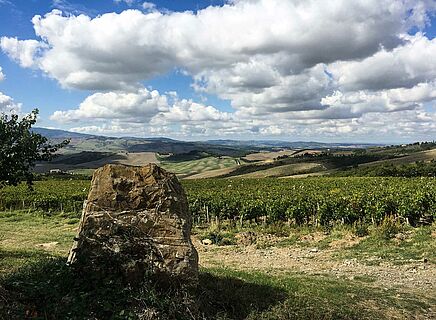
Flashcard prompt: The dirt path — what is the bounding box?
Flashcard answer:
[195,238,435,295]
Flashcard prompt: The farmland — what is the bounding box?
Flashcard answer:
[1,177,435,228]
[160,156,240,178]
[1,179,435,319]
[2,143,436,319]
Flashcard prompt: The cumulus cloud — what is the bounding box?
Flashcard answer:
[2,0,433,90]
[0,68,22,115]
[152,99,232,124]
[0,92,22,114]
[3,0,436,140]
[51,87,235,136]
[0,37,45,68]
[63,101,436,141]
[197,63,333,114]
[49,83,436,140]
[50,87,169,123]
[329,34,436,92]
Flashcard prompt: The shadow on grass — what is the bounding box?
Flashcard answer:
[0,255,286,320]
[0,249,53,260]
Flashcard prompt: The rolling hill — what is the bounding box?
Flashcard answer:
[32,127,435,179]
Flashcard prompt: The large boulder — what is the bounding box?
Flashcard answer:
[67,164,198,284]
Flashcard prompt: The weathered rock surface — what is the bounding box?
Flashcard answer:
[67,164,198,283]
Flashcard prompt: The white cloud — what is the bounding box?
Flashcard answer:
[52,87,238,136]
[321,82,436,117]
[0,37,45,68]
[50,87,169,123]
[142,2,156,11]
[62,102,436,141]
[0,66,4,81]
[3,1,436,141]
[70,121,147,136]
[152,99,232,124]
[329,34,436,92]
[2,0,433,91]
[49,84,436,141]
[0,92,22,114]
[197,63,332,114]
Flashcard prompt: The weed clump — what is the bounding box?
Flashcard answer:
[375,216,402,240]
[353,222,369,237]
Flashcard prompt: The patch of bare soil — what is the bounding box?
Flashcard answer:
[242,150,296,162]
[195,236,435,295]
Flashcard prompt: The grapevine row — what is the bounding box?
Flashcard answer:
[0,177,435,226]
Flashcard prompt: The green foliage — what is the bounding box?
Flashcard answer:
[375,216,402,240]
[353,222,369,237]
[0,180,89,213]
[2,177,436,228]
[339,224,435,264]
[0,109,69,187]
[336,161,436,177]
[185,177,436,227]
[199,230,236,245]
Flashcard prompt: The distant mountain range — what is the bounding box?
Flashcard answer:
[33,127,382,152]
[206,139,382,149]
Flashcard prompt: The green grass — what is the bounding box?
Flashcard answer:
[338,226,436,265]
[68,168,95,176]
[1,211,435,319]
[2,257,433,319]
[0,210,77,274]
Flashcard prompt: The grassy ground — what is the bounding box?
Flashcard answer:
[1,210,435,319]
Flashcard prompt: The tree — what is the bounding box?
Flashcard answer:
[0,109,69,187]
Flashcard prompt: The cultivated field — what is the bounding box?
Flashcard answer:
[1,173,435,319]
[160,156,240,178]
[233,163,324,178]
[242,149,296,162]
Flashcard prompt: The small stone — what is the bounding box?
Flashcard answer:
[36,242,59,249]
[395,233,406,241]
[202,239,213,245]
[309,248,319,253]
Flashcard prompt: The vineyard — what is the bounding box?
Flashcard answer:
[1,177,435,227]
[0,180,89,214]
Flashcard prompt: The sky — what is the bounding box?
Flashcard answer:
[0,0,435,143]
